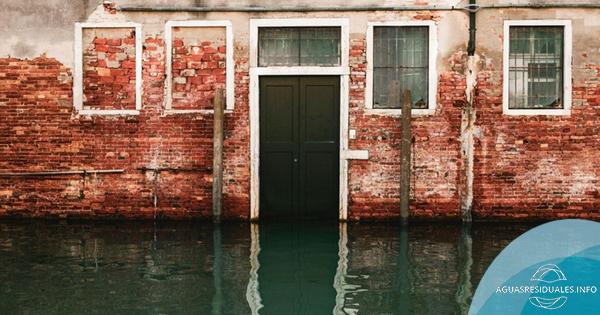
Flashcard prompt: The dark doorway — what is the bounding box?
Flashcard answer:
[259,76,340,219]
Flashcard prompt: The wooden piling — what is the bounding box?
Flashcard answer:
[213,88,225,223]
[400,89,412,225]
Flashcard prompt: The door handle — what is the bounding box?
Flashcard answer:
[293,157,299,163]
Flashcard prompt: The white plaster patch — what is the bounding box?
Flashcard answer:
[517,157,598,197]
[0,35,74,66]
[519,158,560,192]
[570,165,598,196]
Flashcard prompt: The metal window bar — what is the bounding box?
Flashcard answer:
[373,26,429,109]
[258,27,341,67]
[508,26,563,109]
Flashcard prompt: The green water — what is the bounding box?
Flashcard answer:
[0,221,534,314]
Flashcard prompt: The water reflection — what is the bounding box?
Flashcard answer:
[0,220,534,314]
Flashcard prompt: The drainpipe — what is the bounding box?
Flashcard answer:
[467,0,476,56]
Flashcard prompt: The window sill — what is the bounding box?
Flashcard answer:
[250,66,350,76]
[163,109,234,115]
[503,108,571,116]
[364,108,435,116]
[77,109,140,116]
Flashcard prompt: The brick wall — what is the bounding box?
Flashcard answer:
[83,28,137,110]
[472,65,600,220]
[0,34,249,220]
[170,27,227,110]
[346,36,466,220]
[1,15,599,221]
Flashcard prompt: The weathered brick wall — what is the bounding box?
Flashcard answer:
[0,33,249,219]
[346,35,466,220]
[1,8,599,221]
[83,28,137,110]
[472,65,600,220]
[469,8,600,220]
[171,27,227,110]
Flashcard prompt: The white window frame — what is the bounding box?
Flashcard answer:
[164,20,234,114]
[249,18,366,221]
[503,20,572,116]
[365,21,438,116]
[249,18,349,72]
[73,22,143,115]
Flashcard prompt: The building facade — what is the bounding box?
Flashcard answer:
[0,0,599,220]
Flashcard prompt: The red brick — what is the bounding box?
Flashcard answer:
[1,30,597,222]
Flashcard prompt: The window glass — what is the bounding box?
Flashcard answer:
[373,26,429,109]
[258,27,341,67]
[508,26,563,109]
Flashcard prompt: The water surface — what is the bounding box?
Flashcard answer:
[0,220,535,314]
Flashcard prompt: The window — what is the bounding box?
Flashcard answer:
[73,23,142,115]
[258,27,341,67]
[164,20,234,113]
[503,21,572,116]
[373,26,428,109]
[366,21,437,114]
[508,27,563,109]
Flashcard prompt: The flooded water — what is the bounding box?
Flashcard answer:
[0,220,536,314]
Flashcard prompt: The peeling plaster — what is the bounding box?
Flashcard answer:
[460,54,483,222]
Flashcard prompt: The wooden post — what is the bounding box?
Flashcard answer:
[400,89,412,225]
[213,88,225,223]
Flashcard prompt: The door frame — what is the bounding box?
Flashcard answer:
[249,18,358,221]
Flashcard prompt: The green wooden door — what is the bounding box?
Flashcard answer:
[260,76,340,219]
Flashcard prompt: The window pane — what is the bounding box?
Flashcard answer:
[258,27,341,67]
[508,26,563,109]
[299,27,341,66]
[372,26,429,109]
[258,28,300,66]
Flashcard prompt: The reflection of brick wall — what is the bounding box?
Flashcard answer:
[171,38,226,110]
[83,30,136,110]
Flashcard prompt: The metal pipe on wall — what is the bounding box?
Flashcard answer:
[467,0,477,56]
[116,5,459,12]
[116,3,600,12]
[0,169,124,177]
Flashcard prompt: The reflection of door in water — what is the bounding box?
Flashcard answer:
[259,76,340,219]
[257,223,339,315]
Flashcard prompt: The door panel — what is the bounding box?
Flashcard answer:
[303,152,338,216]
[260,76,340,218]
[261,152,296,214]
[260,77,299,216]
[303,84,337,142]
[264,85,295,143]
[299,77,340,217]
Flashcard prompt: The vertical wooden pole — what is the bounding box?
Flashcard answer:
[400,89,412,225]
[213,88,225,223]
